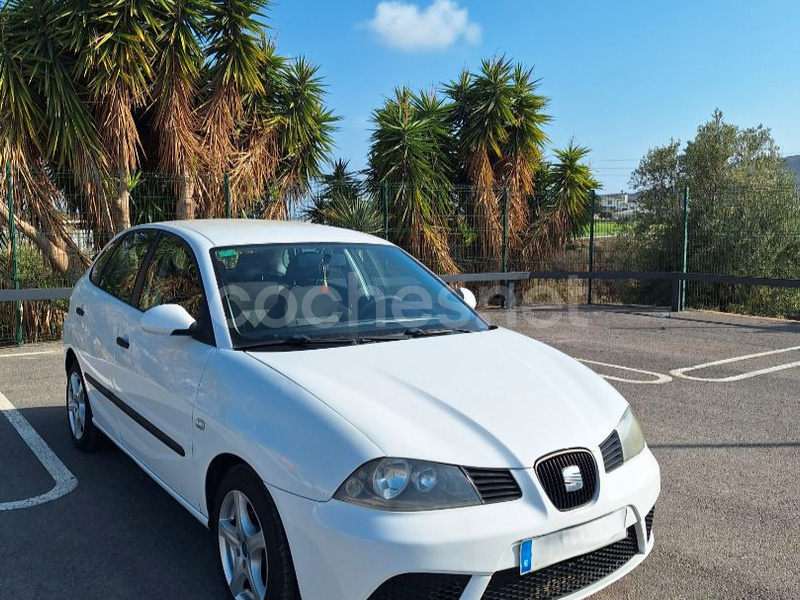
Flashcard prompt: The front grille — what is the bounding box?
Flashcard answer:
[367,573,470,600]
[599,430,623,472]
[535,450,597,511]
[645,507,655,540]
[481,526,639,600]
[464,467,523,504]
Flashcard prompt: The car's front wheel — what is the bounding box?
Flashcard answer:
[66,362,99,451]
[212,465,300,600]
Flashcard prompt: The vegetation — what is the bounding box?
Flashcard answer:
[611,110,800,316]
[305,160,383,237]
[366,57,599,272]
[0,0,336,275]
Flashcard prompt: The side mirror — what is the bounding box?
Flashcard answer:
[456,286,477,310]
[140,304,197,336]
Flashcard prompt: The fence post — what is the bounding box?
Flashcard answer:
[587,190,596,305]
[7,163,22,347]
[501,187,509,309]
[501,187,509,274]
[224,173,231,219]
[680,186,689,310]
[381,182,389,240]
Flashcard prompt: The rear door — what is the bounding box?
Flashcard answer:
[113,232,216,507]
[77,230,157,441]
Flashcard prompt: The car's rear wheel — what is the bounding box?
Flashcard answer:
[212,465,300,600]
[66,362,99,451]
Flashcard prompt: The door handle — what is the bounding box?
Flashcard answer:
[116,336,130,350]
[75,306,84,316]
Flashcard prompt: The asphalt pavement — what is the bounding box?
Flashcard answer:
[0,307,798,599]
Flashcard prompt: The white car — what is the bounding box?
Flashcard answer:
[63,220,660,600]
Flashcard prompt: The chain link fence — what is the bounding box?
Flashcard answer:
[2,167,799,345]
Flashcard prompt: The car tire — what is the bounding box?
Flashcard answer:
[66,362,100,451]
[212,465,300,600]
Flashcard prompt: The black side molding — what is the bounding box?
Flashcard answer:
[84,373,186,457]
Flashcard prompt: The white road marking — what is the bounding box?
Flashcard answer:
[579,359,673,384]
[670,346,800,382]
[0,391,77,511]
[0,350,61,359]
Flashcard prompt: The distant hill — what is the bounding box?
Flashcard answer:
[786,155,800,185]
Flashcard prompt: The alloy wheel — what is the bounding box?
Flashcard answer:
[218,490,269,600]
[67,372,87,440]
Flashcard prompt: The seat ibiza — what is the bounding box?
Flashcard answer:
[63,219,660,600]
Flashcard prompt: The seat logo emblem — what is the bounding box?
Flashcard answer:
[562,465,584,492]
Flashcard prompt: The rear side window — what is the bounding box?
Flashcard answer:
[139,234,205,320]
[96,230,157,304]
[89,240,119,286]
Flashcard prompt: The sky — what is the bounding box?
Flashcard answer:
[268,0,800,192]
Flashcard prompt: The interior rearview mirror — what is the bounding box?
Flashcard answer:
[140,304,197,336]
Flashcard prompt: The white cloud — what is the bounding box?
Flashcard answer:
[366,0,482,52]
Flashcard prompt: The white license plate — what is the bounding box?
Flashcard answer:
[520,508,628,575]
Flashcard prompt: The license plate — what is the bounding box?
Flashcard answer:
[520,509,628,575]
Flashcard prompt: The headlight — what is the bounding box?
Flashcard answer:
[617,407,646,461]
[334,458,481,511]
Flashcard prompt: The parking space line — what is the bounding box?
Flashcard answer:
[0,350,61,359]
[670,345,800,382]
[0,391,77,511]
[579,359,673,384]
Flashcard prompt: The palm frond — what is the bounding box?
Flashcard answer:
[201,0,271,167]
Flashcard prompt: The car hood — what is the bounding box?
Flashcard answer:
[246,328,628,469]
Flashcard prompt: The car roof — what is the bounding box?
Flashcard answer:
[139,219,392,249]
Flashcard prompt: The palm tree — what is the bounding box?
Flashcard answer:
[368,88,458,273]
[266,58,337,219]
[529,142,600,259]
[68,0,166,232]
[0,0,104,272]
[306,160,381,234]
[150,0,208,219]
[445,56,550,267]
[306,191,383,236]
[0,0,338,275]
[499,64,550,260]
[445,58,512,265]
[201,0,269,171]
[306,159,363,220]
[231,39,285,216]
[319,159,363,201]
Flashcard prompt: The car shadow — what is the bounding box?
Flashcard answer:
[0,405,230,600]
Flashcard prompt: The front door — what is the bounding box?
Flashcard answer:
[79,230,157,441]
[114,233,216,508]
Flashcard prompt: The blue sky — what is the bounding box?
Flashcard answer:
[269,0,800,192]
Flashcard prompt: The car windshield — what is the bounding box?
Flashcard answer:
[211,243,489,349]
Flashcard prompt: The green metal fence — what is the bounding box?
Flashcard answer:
[2,166,799,346]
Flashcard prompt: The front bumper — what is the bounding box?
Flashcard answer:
[269,447,660,600]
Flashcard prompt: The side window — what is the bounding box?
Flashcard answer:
[97,231,156,304]
[89,240,120,286]
[139,235,205,320]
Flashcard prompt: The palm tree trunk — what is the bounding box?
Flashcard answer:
[112,177,131,232]
[175,174,195,220]
[467,150,503,268]
[0,203,79,274]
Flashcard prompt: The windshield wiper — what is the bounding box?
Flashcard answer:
[356,327,474,343]
[241,328,477,350]
[403,327,473,337]
[240,335,359,351]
